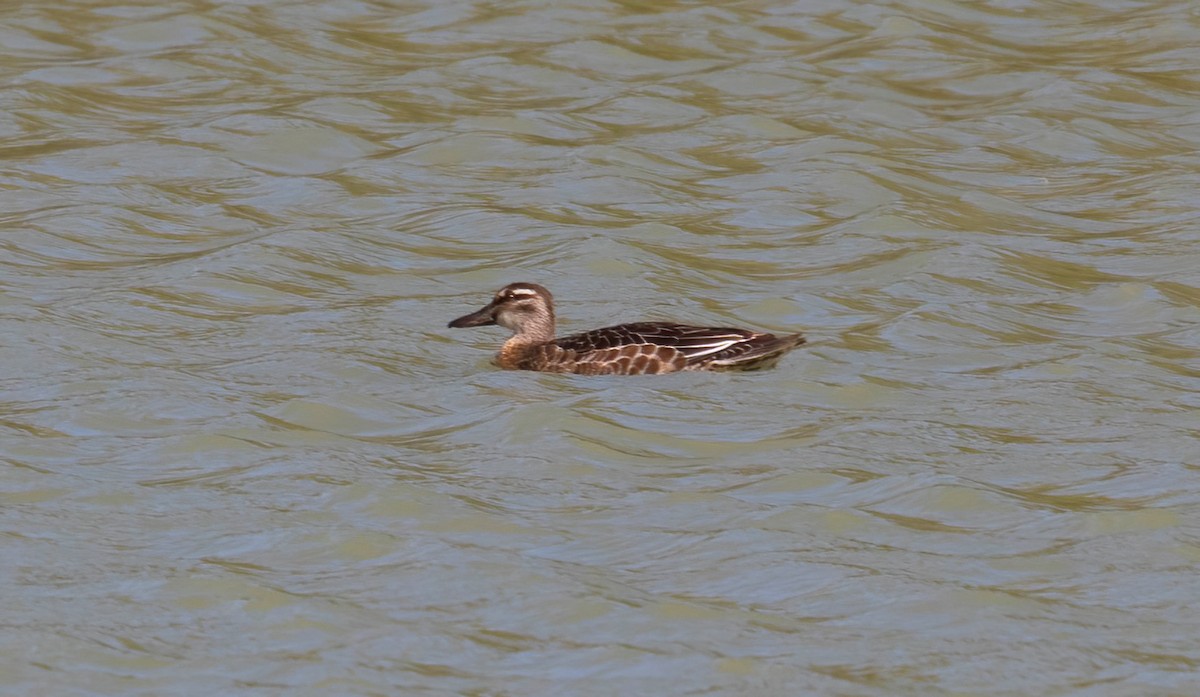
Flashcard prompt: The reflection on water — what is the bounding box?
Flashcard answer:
[3,0,1199,694]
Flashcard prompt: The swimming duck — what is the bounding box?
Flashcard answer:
[448,282,806,375]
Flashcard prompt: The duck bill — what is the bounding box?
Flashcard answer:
[448,303,497,328]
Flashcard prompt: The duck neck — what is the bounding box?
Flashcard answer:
[510,311,555,345]
[498,312,555,368]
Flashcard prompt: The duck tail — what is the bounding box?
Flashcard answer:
[708,333,807,371]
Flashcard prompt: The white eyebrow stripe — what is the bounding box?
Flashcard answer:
[506,288,538,296]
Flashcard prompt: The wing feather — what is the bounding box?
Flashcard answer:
[545,322,801,371]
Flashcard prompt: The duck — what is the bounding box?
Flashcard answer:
[447,282,806,375]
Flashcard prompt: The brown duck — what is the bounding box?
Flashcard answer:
[448,282,806,375]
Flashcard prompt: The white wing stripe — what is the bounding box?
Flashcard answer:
[643,333,746,342]
[677,339,743,348]
[679,339,740,358]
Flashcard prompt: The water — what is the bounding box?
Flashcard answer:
[3,1,1199,695]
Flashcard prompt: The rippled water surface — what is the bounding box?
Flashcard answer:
[4,1,1200,694]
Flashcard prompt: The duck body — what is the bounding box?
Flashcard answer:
[448,283,805,375]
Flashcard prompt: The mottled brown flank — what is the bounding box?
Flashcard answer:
[452,283,806,375]
[506,343,687,375]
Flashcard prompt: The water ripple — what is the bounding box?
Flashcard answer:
[3,0,1199,694]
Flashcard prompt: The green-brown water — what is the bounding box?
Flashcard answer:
[3,1,1199,695]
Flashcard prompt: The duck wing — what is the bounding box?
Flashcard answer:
[553,322,761,363]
